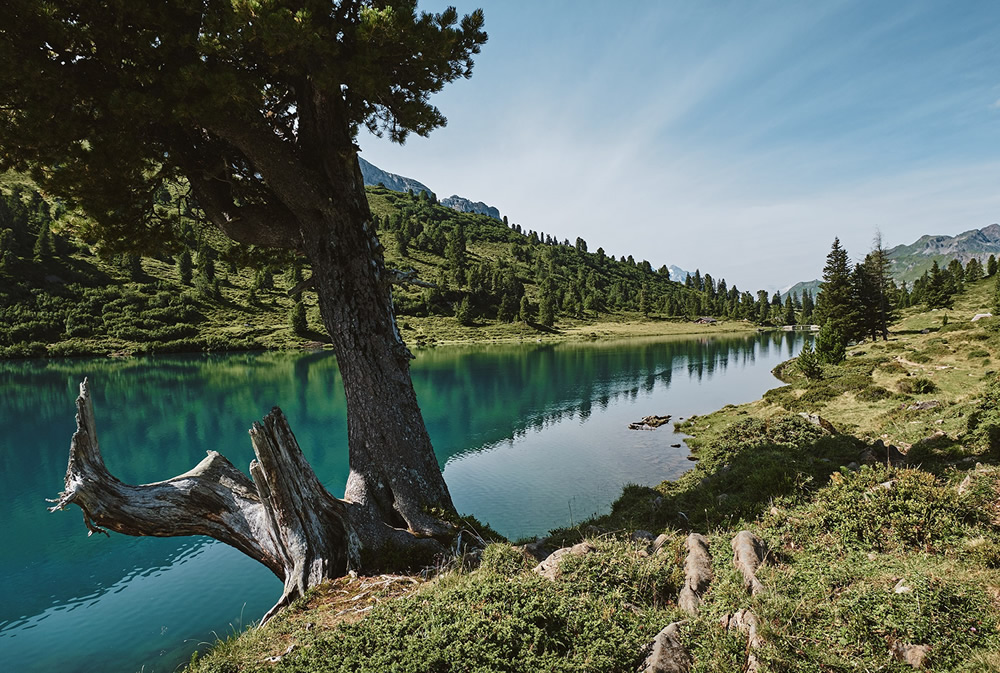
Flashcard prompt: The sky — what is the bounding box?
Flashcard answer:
[359,0,1000,291]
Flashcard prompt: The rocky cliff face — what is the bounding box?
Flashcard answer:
[440,195,501,220]
[358,157,434,198]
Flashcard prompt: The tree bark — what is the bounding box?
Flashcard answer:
[50,379,445,623]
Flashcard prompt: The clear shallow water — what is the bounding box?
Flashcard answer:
[0,331,805,673]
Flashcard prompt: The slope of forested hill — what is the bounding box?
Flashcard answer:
[0,178,772,358]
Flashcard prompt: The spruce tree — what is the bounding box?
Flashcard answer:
[988,254,998,277]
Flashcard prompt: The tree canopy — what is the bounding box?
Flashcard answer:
[0,1,486,253]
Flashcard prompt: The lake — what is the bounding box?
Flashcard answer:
[0,331,805,673]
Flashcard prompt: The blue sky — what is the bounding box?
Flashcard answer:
[360,1,1000,291]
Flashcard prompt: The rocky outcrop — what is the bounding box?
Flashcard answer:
[720,610,763,673]
[638,622,691,673]
[440,195,501,220]
[677,533,713,616]
[358,157,434,197]
[891,642,931,669]
[798,412,836,434]
[731,531,768,596]
[532,541,596,581]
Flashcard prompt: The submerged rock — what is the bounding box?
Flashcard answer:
[628,415,672,430]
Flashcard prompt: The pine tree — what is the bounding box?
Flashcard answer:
[796,341,823,379]
[814,238,858,339]
[177,250,193,285]
[814,319,846,364]
[801,290,814,323]
[539,295,555,327]
[290,300,308,335]
[32,220,55,261]
[856,234,895,341]
[519,295,534,323]
[782,294,796,325]
[455,297,473,326]
[988,254,998,277]
[497,291,518,323]
[924,260,953,309]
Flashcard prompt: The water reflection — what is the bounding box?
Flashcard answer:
[0,331,805,673]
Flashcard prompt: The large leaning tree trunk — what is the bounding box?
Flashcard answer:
[6,1,488,619]
[50,379,447,622]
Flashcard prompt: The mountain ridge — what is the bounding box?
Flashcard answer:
[783,224,1000,295]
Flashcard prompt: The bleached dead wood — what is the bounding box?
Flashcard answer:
[49,379,444,623]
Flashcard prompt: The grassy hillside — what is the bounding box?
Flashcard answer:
[0,179,754,358]
[185,277,1000,672]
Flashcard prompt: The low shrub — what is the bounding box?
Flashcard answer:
[897,377,937,394]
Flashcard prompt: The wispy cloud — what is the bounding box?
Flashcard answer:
[362,0,1000,291]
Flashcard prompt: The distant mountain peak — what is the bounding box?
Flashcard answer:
[668,265,692,282]
[440,195,501,221]
[358,157,434,198]
[358,158,502,221]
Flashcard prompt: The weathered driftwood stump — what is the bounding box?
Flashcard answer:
[49,379,446,622]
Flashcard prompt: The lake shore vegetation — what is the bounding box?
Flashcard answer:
[182,274,1000,672]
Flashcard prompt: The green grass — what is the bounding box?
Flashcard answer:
[185,276,1000,672]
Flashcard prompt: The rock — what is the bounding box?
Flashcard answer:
[846,462,859,471]
[517,538,552,562]
[671,443,682,448]
[907,400,941,411]
[893,578,912,594]
[632,530,655,542]
[912,430,947,448]
[44,274,65,284]
[678,533,713,617]
[798,412,836,434]
[891,642,930,668]
[638,622,691,673]
[721,609,763,673]
[972,313,993,322]
[532,541,596,580]
[629,415,671,430]
[858,447,878,465]
[868,440,907,467]
[650,533,671,555]
[872,480,896,492]
[715,493,729,504]
[921,328,930,334]
[731,531,768,596]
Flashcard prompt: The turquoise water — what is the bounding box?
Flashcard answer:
[0,331,804,673]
